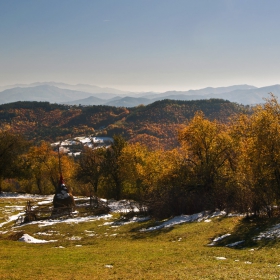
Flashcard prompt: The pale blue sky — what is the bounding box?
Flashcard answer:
[1,0,280,91]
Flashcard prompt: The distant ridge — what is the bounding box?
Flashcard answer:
[0,82,279,106]
[0,82,130,96]
[104,96,151,107]
[64,95,106,106]
[0,85,94,104]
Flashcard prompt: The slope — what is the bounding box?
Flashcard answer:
[0,99,247,149]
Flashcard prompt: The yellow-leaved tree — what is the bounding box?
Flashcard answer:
[21,141,76,194]
[233,94,280,216]
[178,111,235,211]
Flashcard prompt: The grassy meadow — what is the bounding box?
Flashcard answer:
[1,196,280,279]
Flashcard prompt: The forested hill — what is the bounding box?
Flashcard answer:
[0,99,248,149]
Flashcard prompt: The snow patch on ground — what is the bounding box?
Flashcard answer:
[216,257,227,260]
[209,210,227,218]
[18,233,57,243]
[208,233,231,246]
[4,206,25,210]
[226,240,245,247]
[0,192,53,200]
[84,230,96,236]
[35,231,59,236]
[104,216,150,227]
[140,211,226,232]
[0,192,246,238]
[67,236,82,241]
[254,223,280,240]
[108,199,145,213]
[0,212,25,228]
[16,214,113,228]
[37,199,53,206]
[228,213,245,217]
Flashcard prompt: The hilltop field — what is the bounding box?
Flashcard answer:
[2,97,280,279]
[1,192,280,280]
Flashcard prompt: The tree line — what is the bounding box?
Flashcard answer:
[1,95,279,218]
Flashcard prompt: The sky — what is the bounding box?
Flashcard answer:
[1,0,280,92]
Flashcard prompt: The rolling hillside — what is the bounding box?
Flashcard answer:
[0,99,248,149]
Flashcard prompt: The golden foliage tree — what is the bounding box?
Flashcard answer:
[178,111,235,210]
[22,142,76,194]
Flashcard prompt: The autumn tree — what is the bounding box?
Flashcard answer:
[22,141,76,194]
[0,131,29,192]
[100,135,127,200]
[231,94,280,215]
[178,111,235,211]
[118,142,154,201]
[75,146,106,196]
[144,148,192,218]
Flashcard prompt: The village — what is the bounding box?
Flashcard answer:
[51,136,114,157]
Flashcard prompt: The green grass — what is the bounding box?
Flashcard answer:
[1,198,280,279]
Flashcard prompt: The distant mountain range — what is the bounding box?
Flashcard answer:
[0,82,279,106]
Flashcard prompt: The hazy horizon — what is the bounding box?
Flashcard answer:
[0,80,265,94]
[1,0,280,92]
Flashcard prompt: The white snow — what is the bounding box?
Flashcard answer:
[37,198,53,205]
[140,212,210,232]
[254,223,280,240]
[35,231,59,236]
[35,232,53,236]
[0,192,54,202]
[213,233,231,242]
[84,230,96,236]
[5,206,25,210]
[226,240,245,247]
[104,216,150,227]
[216,257,227,260]
[208,233,231,246]
[104,265,113,268]
[108,199,144,213]
[18,233,57,243]
[131,216,150,222]
[67,236,82,241]
[5,189,278,248]
[228,213,244,217]
[209,210,227,218]
[0,192,41,199]
[0,212,25,228]
[16,214,113,228]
